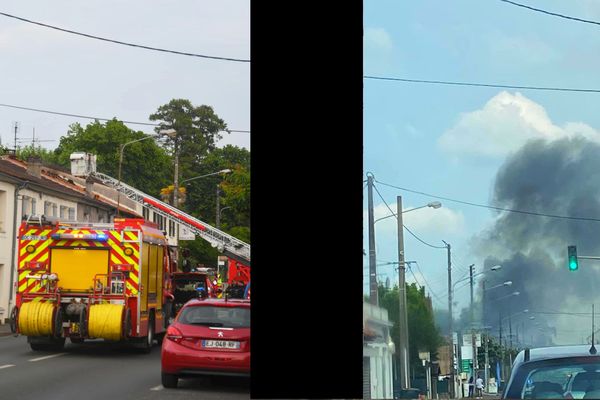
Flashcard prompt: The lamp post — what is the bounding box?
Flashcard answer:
[117,134,164,217]
[396,198,441,390]
[373,198,441,390]
[180,169,232,229]
[452,265,501,380]
[218,206,232,229]
[482,276,510,388]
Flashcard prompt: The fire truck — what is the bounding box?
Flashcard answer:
[14,216,171,351]
[11,163,251,350]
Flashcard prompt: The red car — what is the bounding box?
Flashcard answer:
[161,298,250,388]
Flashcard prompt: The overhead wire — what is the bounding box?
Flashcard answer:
[364,76,600,94]
[0,11,250,63]
[498,0,600,27]
[0,102,250,133]
[375,179,600,223]
[414,262,445,306]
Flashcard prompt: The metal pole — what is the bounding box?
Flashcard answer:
[117,144,124,217]
[445,241,455,398]
[216,185,221,229]
[470,264,477,375]
[397,196,409,389]
[367,175,377,305]
[483,280,488,386]
[499,312,503,386]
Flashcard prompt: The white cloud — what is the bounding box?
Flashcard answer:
[363,202,465,237]
[364,27,393,52]
[438,91,600,159]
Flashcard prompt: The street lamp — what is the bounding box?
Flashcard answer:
[372,199,442,391]
[117,134,164,216]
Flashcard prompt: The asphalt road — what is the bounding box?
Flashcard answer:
[0,335,249,400]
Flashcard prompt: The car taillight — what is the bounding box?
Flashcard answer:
[166,326,183,343]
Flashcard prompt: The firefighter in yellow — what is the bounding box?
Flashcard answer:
[213,274,223,298]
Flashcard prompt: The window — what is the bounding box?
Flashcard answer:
[60,206,67,219]
[21,196,29,218]
[31,198,36,215]
[68,208,75,221]
[169,221,175,237]
[142,207,149,220]
[0,190,6,232]
[44,201,50,216]
[52,204,57,217]
[178,306,250,328]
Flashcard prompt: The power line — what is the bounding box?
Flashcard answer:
[499,0,600,27]
[0,102,250,133]
[372,182,447,249]
[0,11,250,63]
[375,179,600,223]
[364,75,600,94]
[414,262,445,306]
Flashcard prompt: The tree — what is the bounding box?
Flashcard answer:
[378,283,443,375]
[16,145,60,165]
[52,119,172,195]
[149,99,228,174]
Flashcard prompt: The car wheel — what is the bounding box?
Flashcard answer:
[161,372,178,388]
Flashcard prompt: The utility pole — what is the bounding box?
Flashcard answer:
[216,185,221,229]
[499,312,503,387]
[444,240,455,398]
[367,174,378,305]
[483,280,489,386]
[397,195,409,389]
[470,264,478,377]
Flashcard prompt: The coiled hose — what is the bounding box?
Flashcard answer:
[18,301,55,336]
[88,304,124,341]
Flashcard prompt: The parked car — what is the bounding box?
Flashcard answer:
[502,344,600,399]
[161,297,250,388]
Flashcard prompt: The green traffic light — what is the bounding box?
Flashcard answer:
[568,245,578,271]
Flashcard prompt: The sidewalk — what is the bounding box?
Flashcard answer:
[0,323,13,337]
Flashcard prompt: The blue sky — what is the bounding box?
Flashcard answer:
[363,0,600,323]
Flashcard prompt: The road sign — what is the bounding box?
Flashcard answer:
[461,359,471,372]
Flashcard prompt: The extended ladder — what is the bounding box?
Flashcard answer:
[91,171,250,266]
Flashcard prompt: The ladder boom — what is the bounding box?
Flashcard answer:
[91,171,250,265]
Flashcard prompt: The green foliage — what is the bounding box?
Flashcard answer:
[378,283,443,372]
[16,145,60,165]
[52,119,172,195]
[149,99,228,172]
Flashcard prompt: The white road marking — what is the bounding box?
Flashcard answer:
[0,364,15,369]
[28,353,67,362]
[150,385,164,391]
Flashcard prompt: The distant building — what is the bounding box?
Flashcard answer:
[364,301,395,399]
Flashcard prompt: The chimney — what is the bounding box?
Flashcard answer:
[85,176,95,198]
[27,156,42,178]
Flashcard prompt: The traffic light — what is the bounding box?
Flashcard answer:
[568,245,578,271]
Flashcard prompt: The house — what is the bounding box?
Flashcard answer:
[364,301,395,399]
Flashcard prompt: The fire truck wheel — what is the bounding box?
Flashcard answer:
[161,372,178,388]
[9,307,18,334]
[140,314,155,353]
[29,337,65,351]
[53,307,64,338]
[122,308,132,338]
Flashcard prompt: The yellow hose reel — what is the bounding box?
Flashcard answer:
[88,304,124,341]
[18,301,56,336]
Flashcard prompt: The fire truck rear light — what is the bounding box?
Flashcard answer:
[112,264,133,272]
[51,233,109,242]
[166,326,183,343]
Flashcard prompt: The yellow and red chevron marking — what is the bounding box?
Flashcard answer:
[17,226,140,296]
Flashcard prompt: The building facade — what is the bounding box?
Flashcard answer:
[364,301,395,400]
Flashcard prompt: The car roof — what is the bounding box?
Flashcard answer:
[184,298,250,308]
[514,345,600,365]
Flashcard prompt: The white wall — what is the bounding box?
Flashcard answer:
[0,181,15,324]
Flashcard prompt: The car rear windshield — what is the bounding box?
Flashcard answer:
[507,358,600,399]
[178,305,250,328]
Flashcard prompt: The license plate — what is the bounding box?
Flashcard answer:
[202,340,240,349]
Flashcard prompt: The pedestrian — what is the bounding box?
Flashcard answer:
[468,375,474,398]
[475,374,484,399]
